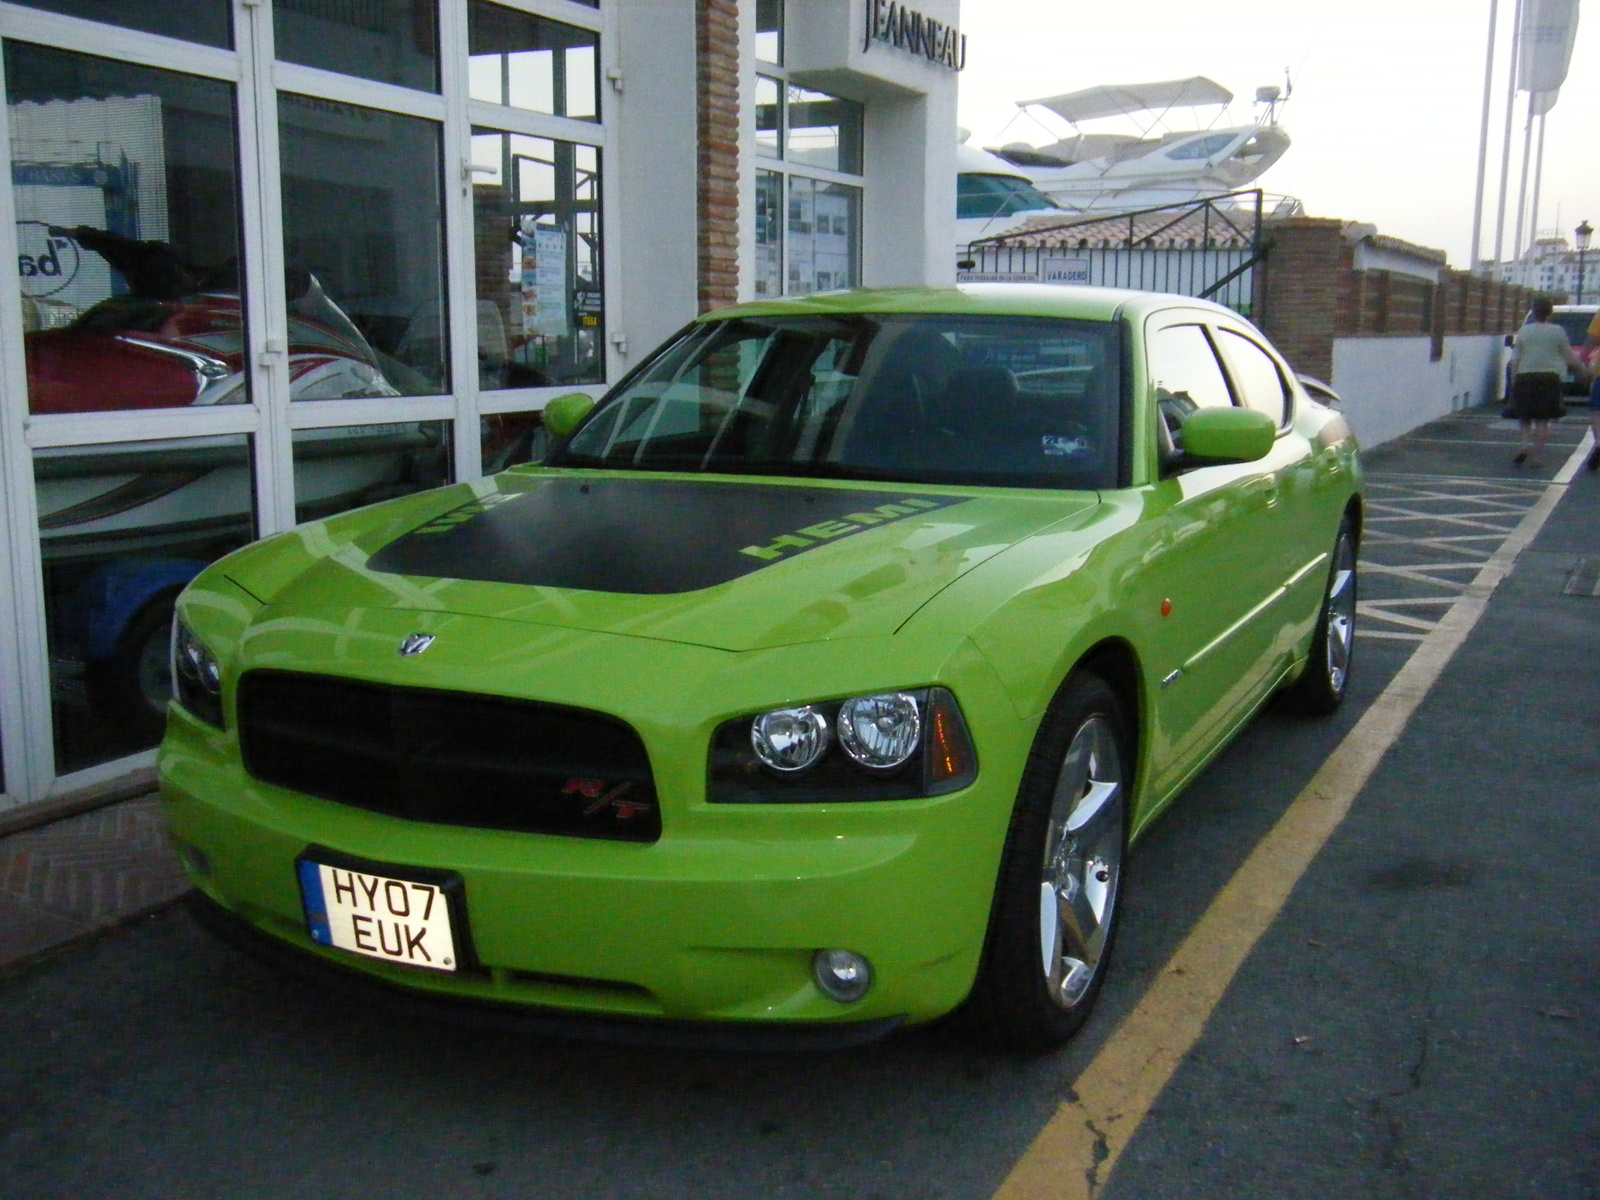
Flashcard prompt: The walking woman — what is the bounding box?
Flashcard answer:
[1510,296,1588,469]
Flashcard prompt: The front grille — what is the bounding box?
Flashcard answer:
[238,670,660,842]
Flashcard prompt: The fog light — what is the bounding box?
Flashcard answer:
[812,948,873,1004]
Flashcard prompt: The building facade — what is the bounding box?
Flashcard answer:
[1489,234,1600,302]
[0,0,960,813]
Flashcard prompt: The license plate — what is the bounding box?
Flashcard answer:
[297,860,460,972]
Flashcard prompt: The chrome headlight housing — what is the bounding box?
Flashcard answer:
[710,687,977,803]
[171,615,225,729]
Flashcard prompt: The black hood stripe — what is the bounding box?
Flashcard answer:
[366,477,967,595]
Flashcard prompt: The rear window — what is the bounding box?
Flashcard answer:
[1550,311,1595,345]
[554,313,1124,490]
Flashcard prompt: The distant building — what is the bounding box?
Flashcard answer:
[1484,235,1600,300]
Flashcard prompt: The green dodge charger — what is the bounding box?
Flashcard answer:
[159,284,1362,1050]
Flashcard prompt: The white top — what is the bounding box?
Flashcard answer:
[1513,321,1576,376]
[1018,77,1233,124]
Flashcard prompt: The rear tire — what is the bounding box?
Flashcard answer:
[963,671,1130,1052]
[1284,517,1357,716]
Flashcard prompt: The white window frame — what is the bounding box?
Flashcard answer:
[0,0,612,806]
[739,14,864,302]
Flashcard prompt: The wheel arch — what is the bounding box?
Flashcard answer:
[1056,636,1145,814]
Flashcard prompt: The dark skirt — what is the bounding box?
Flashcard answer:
[1511,372,1564,421]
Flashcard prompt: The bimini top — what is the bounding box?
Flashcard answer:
[1018,76,1233,124]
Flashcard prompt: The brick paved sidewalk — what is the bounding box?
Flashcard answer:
[0,793,190,968]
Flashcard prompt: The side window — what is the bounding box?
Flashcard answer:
[1147,323,1233,456]
[1215,328,1289,426]
[1148,324,1233,409]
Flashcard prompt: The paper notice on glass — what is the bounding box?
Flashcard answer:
[519,223,571,337]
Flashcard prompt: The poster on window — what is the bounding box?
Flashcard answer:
[519,220,571,338]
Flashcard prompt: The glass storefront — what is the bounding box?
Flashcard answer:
[275,0,439,93]
[480,409,545,472]
[35,434,255,771]
[468,1,597,120]
[1,1,608,798]
[785,86,862,174]
[471,129,602,387]
[754,168,782,297]
[292,421,452,523]
[11,0,232,50]
[6,43,248,413]
[787,177,859,295]
[279,94,448,397]
[748,71,863,297]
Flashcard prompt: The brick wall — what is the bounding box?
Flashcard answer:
[1257,218,1541,380]
[697,0,740,312]
[1254,218,1347,381]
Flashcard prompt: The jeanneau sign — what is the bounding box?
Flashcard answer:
[863,0,966,70]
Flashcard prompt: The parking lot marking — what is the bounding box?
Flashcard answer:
[990,439,1586,1200]
[1355,473,1552,641]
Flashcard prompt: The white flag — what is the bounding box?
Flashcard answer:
[1519,0,1580,94]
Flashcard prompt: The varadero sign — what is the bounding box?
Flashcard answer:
[863,0,965,70]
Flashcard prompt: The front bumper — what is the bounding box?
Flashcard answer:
[158,642,1033,1031]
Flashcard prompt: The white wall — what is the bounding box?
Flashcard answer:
[610,0,700,365]
[1330,334,1507,448]
[861,89,958,288]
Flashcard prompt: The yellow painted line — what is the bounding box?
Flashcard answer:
[991,435,1590,1200]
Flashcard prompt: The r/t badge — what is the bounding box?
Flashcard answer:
[398,633,436,657]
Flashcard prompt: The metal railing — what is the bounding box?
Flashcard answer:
[958,190,1266,316]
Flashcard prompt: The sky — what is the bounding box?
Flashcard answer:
[955,0,1600,271]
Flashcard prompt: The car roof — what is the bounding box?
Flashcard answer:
[703,284,1242,325]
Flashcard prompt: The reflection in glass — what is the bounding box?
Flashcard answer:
[9,0,231,49]
[786,87,863,173]
[472,130,603,388]
[275,0,439,93]
[754,170,783,298]
[35,435,254,772]
[755,0,783,62]
[279,94,448,396]
[755,76,782,160]
[6,44,249,414]
[787,178,859,294]
[481,410,547,473]
[469,1,598,120]
[292,421,452,524]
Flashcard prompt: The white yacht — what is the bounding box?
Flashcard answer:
[976,76,1291,217]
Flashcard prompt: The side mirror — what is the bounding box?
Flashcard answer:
[1175,406,1276,467]
[542,392,596,439]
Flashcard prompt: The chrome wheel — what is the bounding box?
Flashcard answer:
[1038,713,1125,1009]
[1324,528,1357,694]
[1285,516,1358,716]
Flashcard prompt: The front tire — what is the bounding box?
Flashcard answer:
[964,671,1130,1051]
[88,591,177,746]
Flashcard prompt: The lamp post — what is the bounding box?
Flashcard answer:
[1577,221,1594,305]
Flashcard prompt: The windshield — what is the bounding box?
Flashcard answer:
[957,173,1060,219]
[553,313,1123,489]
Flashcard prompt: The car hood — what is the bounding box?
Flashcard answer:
[225,471,1100,653]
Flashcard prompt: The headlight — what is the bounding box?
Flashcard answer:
[751,706,831,772]
[837,693,921,770]
[709,687,977,803]
[172,616,225,729]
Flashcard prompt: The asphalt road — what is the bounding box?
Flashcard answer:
[2,408,1596,1200]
